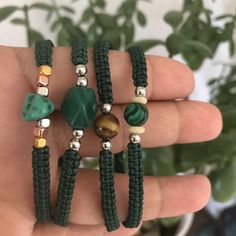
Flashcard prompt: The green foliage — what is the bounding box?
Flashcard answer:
[0,0,236,204]
[0,0,234,70]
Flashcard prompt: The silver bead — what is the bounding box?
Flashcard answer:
[38,118,50,128]
[69,138,81,151]
[76,64,87,76]
[36,86,49,97]
[102,103,112,113]
[129,134,141,144]
[77,76,88,87]
[102,141,112,151]
[135,87,147,97]
[73,129,84,139]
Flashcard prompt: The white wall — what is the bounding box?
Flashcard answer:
[0,0,235,101]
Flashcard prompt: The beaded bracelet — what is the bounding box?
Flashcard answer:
[123,46,148,228]
[93,40,120,232]
[55,40,97,226]
[21,40,55,222]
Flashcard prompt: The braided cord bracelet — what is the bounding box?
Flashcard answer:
[22,40,55,222]
[93,40,120,232]
[55,40,97,226]
[123,46,148,228]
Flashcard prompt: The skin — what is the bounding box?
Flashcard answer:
[0,46,222,236]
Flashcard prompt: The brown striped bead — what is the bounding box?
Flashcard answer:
[93,113,120,139]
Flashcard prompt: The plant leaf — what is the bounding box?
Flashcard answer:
[210,158,236,202]
[60,6,75,14]
[185,40,214,58]
[0,6,18,22]
[96,0,106,8]
[96,13,117,29]
[123,22,135,47]
[229,39,235,57]
[80,7,93,23]
[11,18,26,25]
[28,29,44,47]
[164,11,183,27]
[136,10,146,26]
[166,33,186,56]
[129,39,165,51]
[30,3,52,11]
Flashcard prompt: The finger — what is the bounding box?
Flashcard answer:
[33,223,140,236]
[15,47,194,106]
[51,169,210,225]
[52,100,222,156]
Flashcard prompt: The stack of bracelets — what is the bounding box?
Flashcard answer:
[21,39,149,231]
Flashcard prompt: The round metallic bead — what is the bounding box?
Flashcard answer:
[38,118,50,128]
[76,64,87,76]
[129,134,141,144]
[69,138,81,151]
[102,103,112,113]
[135,87,147,97]
[77,76,88,87]
[102,141,112,151]
[73,129,84,139]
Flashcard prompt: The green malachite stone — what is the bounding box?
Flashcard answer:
[124,102,148,126]
[22,93,55,121]
[61,86,97,129]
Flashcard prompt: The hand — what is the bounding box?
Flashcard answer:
[0,46,222,236]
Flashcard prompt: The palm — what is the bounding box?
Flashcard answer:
[0,46,222,236]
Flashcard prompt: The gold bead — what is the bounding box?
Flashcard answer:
[38,75,49,86]
[33,126,47,137]
[34,137,47,148]
[93,113,120,139]
[39,65,52,76]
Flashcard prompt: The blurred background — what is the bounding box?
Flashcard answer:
[0,0,236,235]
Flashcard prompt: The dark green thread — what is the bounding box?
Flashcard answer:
[71,40,88,65]
[99,150,120,232]
[93,40,120,232]
[123,143,144,228]
[127,46,148,88]
[32,146,51,222]
[93,40,113,104]
[55,149,81,226]
[35,40,54,67]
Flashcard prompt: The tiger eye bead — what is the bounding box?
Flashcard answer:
[93,113,120,139]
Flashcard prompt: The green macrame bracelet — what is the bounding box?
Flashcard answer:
[32,146,51,222]
[21,39,54,223]
[93,40,120,232]
[55,40,97,226]
[55,149,81,226]
[35,40,54,67]
[93,40,113,104]
[122,46,148,228]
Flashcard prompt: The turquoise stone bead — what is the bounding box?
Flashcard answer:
[22,93,55,121]
[61,86,97,129]
[124,102,148,126]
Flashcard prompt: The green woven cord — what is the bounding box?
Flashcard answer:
[99,150,120,232]
[127,46,148,88]
[71,40,88,65]
[123,143,144,228]
[35,40,54,67]
[32,146,51,222]
[55,149,81,226]
[114,151,125,173]
[93,40,113,104]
